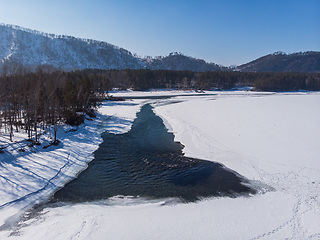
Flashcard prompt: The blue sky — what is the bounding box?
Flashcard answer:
[0,0,319,66]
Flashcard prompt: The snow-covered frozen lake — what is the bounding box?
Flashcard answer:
[0,90,320,239]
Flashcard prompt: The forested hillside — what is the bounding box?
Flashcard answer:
[2,24,319,75]
[238,51,320,73]
[0,24,144,75]
[141,52,227,72]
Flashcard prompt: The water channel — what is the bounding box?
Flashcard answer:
[53,103,255,202]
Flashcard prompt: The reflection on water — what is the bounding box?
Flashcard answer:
[53,104,255,202]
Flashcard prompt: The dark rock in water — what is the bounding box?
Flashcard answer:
[53,104,255,203]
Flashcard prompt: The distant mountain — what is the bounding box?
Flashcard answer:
[0,24,319,74]
[0,24,227,74]
[141,52,227,71]
[238,51,320,73]
[0,24,144,74]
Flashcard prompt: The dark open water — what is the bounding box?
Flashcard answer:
[53,104,255,202]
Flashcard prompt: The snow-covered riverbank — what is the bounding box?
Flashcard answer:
[0,90,319,239]
[0,99,144,229]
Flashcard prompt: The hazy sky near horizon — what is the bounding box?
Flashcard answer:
[0,0,319,66]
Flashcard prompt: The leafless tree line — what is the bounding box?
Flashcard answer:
[0,69,110,142]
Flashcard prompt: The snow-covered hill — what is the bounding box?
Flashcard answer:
[238,51,320,73]
[140,52,227,72]
[0,24,228,74]
[1,24,318,74]
[0,24,144,73]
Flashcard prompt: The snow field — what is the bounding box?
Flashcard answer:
[153,92,320,239]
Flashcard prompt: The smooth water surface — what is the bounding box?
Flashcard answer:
[54,104,254,202]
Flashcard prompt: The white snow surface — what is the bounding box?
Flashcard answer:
[0,90,320,239]
[0,24,144,72]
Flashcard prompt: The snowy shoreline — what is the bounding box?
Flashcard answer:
[0,111,104,228]
[0,97,145,229]
[0,90,320,239]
